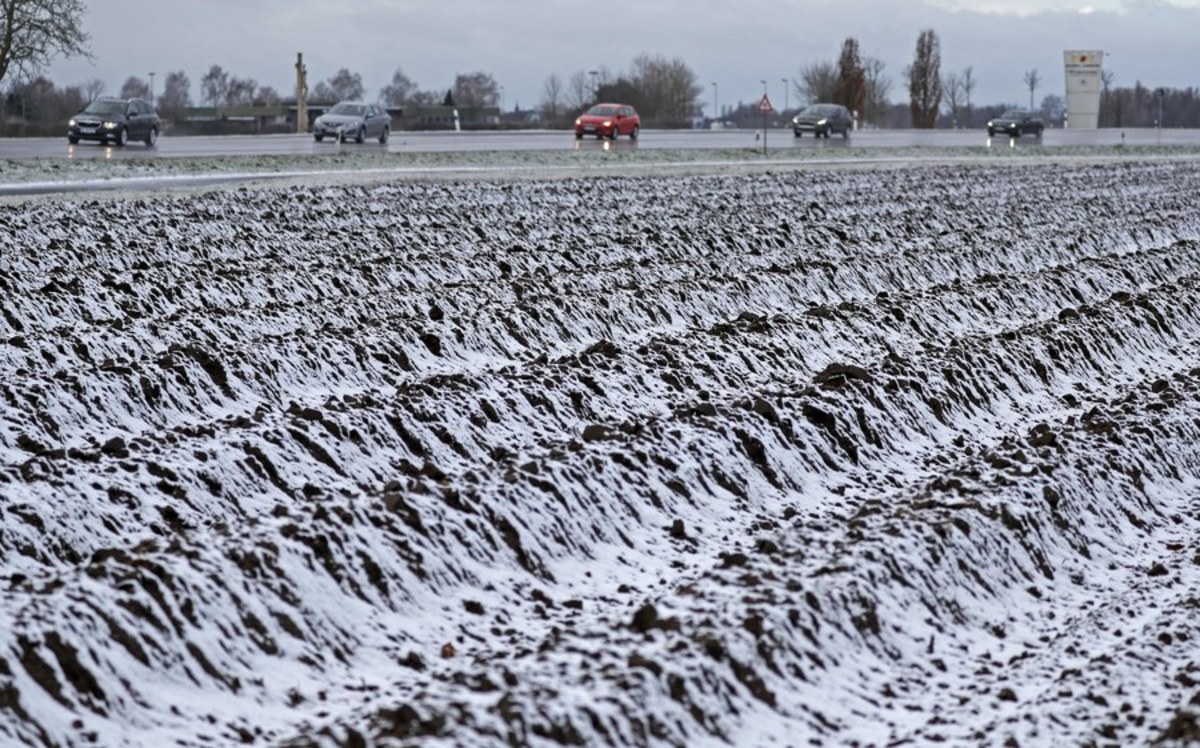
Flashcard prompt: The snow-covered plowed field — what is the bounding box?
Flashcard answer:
[3,159,1200,747]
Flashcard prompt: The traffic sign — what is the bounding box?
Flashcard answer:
[757,94,775,113]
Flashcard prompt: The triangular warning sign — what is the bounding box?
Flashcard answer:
[757,94,775,113]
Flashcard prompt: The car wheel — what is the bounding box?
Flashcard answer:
[379,126,389,144]
[314,133,324,142]
[356,127,365,144]
[1014,126,1022,138]
[841,126,849,139]
[987,129,994,137]
[68,136,80,145]
[610,126,620,141]
[794,130,802,138]
[630,125,639,141]
[115,127,128,147]
[145,127,158,147]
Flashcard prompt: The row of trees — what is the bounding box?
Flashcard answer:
[4,0,1200,132]
[536,55,700,127]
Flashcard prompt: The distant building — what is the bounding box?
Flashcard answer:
[1064,50,1104,129]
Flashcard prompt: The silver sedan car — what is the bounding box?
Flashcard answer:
[312,102,391,144]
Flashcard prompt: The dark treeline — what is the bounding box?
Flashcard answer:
[3,51,1200,134]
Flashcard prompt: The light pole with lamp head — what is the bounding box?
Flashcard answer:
[588,70,599,103]
[148,72,156,106]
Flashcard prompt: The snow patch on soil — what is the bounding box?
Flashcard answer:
[2,158,1200,747]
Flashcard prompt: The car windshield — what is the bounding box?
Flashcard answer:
[83,100,127,116]
[586,105,619,116]
[329,103,365,116]
[1000,110,1024,119]
[801,105,836,117]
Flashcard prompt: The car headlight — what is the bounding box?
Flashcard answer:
[575,118,582,126]
[103,121,118,129]
[817,118,827,125]
[68,118,77,127]
[603,120,612,127]
[987,121,993,127]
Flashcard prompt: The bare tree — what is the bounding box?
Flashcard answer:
[565,70,591,111]
[941,70,961,127]
[453,71,499,109]
[0,0,90,87]
[1099,68,1117,126]
[380,68,416,107]
[905,28,942,128]
[225,76,257,106]
[119,75,149,100]
[157,70,191,121]
[798,60,836,105]
[1023,68,1041,111]
[200,64,229,107]
[628,53,700,124]
[1039,93,1064,124]
[833,37,867,119]
[961,66,976,127]
[8,75,82,124]
[324,68,364,102]
[863,56,891,127]
[539,73,563,123]
[256,86,281,105]
[310,81,333,103]
[408,89,440,106]
[81,77,105,102]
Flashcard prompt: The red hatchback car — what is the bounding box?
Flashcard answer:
[575,103,640,140]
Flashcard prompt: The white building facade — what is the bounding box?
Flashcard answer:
[1063,50,1105,129]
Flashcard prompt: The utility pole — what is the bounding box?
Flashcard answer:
[295,53,308,134]
[148,72,156,106]
[782,78,788,116]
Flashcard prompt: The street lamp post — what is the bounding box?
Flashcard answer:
[588,70,599,103]
[711,81,718,123]
[782,78,788,116]
[148,72,156,105]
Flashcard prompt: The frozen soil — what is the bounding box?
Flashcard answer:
[2,158,1200,747]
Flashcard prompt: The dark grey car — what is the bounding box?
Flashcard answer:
[792,103,852,138]
[67,97,160,147]
[312,102,391,143]
[987,110,1044,138]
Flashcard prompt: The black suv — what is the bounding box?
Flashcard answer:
[67,97,160,147]
[987,110,1044,138]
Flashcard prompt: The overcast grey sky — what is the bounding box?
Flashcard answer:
[46,0,1200,113]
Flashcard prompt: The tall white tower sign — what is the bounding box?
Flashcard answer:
[1063,50,1104,129]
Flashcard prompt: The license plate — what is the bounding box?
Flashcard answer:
[80,127,96,134]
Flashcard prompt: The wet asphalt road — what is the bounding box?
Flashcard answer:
[2,127,1197,161]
